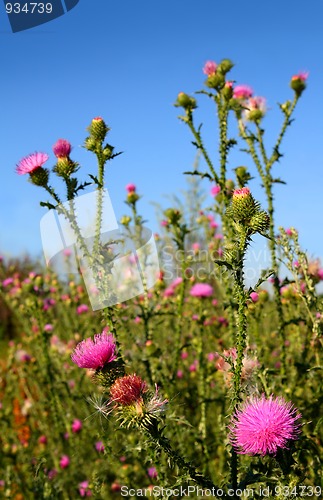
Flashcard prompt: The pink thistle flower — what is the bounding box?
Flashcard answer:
[203,60,217,76]
[233,187,250,199]
[110,374,148,406]
[47,469,57,480]
[147,467,158,479]
[229,395,301,456]
[95,441,105,452]
[126,183,136,193]
[79,481,92,497]
[53,139,72,158]
[71,331,117,369]
[16,152,49,175]
[77,304,89,315]
[59,455,70,469]
[71,419,82,433]
[2,277,14,287]
[291,71,309,82]
[190,283,213,298]
[233,85,253,100]
[44,324,54,332]
[38,435,47,444]
[250,292,259,303]
[211,184,221,197]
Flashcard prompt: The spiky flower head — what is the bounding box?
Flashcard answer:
[71,331,117,369]
[16,152,50,186]
[290,72,308,96]
[110,375,168,430]
[203,60,217,76]
[244,96,266,122]
[229,395,301,456]
[233,85,253,100]
[53,139,72,159]
[164,208,182,225]
[110,374,148,406]
[190,283,213,298]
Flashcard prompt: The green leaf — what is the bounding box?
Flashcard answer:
[40,201,56,210]
[183,170,213,181]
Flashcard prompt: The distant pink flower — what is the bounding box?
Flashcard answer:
[229,395,301,456]
[15,350,31,362]
[77,304,89,315]
[2,278,14,287]
[233,85,253,100]
[147,467,158,479]
[177,370,183,378]
[203,60,217,76]
[126,183,136,193]
[192,242,200,252]
[95,441,105,452]
[244,96,266,120]
[47,469,57,480]
[16,152,49,175]
[79,481,92,497]
[160,220,169,227]
[190,283,213,298]
[59,455,70,469]
[181,351,188,360]
[38,435,47,444]
[285,228,293,236]
[250,292,259,303]
[44,324,54,332]
[163,287,174,297]
[53,139,72,158]
[71,419,82,433]
[211,185,221,196]
[171,277,183,288]
[317,268,323,280]
[71,331,117,369]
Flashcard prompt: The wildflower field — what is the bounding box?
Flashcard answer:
[0,60,322,499]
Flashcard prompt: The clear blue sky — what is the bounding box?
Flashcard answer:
[1,0,323,268]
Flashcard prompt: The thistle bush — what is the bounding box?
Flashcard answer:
[0,60,322,499]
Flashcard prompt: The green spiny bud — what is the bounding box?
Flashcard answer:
[164,208,182,225]
[87,117,109,142]
[175,92,197,110]
[93,360,125,390]
[29,168,49,187]
[218,59,234,74]
[249,211,270,233]
[53,158,78,177]
[205,72,225,90]
[120,215,132,226]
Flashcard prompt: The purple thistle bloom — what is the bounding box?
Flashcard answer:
[16,152,49,175]
[229,395,301,456]
[71,332,117,369]
[190,283,213,298]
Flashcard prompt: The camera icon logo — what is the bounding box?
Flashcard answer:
[40,189,160,310]
[4,0,80,33]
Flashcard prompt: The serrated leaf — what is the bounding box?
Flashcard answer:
[183,170,213,181]
[40,201,56,210]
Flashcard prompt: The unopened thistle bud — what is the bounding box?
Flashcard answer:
[175,92,197,110]
[87,117,109,143]
[127,191,139,204]
[164,208,182,225]
[222,81,234,100]
[231,187,257,222]
[205,72,225,90]
[54,157,79,177]
[120,215,132,226]
[218,58,234,75]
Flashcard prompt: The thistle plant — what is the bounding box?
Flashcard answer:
[5,59,321,498]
